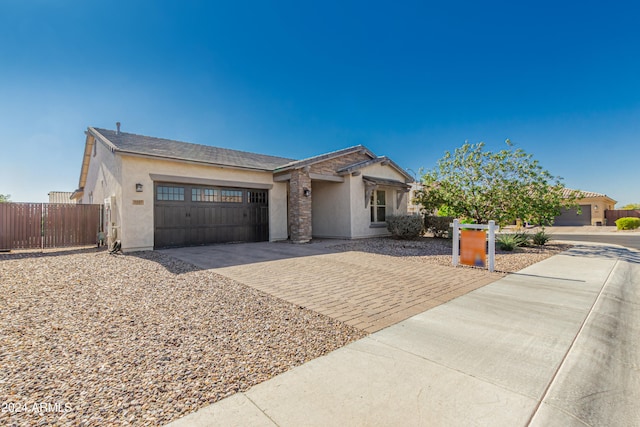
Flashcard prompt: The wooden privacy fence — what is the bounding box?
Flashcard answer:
[0,203,103,250]
[605,209,640,226]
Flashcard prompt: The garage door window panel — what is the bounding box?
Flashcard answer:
[248,191,268,204]
[157,186,184,201]
[221,190,243,203]
[192,187,218,202]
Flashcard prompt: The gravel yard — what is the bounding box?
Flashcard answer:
[0,238,569,426]
[330,237,572,276]
[0,249,365,426]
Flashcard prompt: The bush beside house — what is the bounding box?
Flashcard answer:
[386,215,423,239]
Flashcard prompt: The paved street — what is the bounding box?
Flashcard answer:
[553,233,640,250]
[524,226,640,250]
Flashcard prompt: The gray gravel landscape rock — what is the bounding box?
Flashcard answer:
[0,249,365,426]
[331,237,572,275]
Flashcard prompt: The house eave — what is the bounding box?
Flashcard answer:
[338,156,413,182]
[273,145,376,173]
[116,150,276,173]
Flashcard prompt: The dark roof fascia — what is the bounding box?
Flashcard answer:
[88,127,118,152]
[385,157,414,182]
[338,156,413,182]
[337,157,386,174]
[274,145,376,173]
[362,175,411,189]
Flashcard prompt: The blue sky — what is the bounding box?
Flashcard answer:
[1,1,638,206]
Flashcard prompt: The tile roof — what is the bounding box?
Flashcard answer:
[561,188,612,199]
[48,191,77,204]
[90,127,295,171]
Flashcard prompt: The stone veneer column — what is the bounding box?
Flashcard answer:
[288,168,312,243]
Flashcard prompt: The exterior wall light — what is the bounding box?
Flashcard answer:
[135,183,143,192]
[303,187,311,197]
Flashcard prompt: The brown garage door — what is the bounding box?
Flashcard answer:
[154,183,269,248]
[554,204,592,226]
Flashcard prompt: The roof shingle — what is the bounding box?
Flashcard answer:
[91,127,295,171]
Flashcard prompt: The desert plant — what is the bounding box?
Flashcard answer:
[532,230,552,245]
[496,233,528,251]
[615,217,640,230]
[512,231,531,247]
[386,215,423,239]
[424,215,453,238]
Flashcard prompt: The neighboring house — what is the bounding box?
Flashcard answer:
[406,182,423,215]
[555,188,617,226]
[48,191,77,204]
[71,125,412,251]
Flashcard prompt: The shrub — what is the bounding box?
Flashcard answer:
[424,215,454,238]
[496,233,529,251]
[532,230,552,245]
[386,215,423,239]
[616,217,640,230]
[513,231,531,247]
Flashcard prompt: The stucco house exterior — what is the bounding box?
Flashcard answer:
[555,188,617,226]
[406,182,423,215]
[71,125,412,251]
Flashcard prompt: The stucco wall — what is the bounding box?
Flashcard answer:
[349,163,409,239]
[311,180,351,238]
[81,137,123,242]
[117,155,287,251]
[579,196,616,226]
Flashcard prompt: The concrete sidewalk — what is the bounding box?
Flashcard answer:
[167,244,640,427]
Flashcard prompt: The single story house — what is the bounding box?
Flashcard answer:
[555,188,617,226]
[48,191,77,204]
[71,125,412,251]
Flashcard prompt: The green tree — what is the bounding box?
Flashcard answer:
[0,193,10,203]
[415,141,577,227]
[620,203,640,210]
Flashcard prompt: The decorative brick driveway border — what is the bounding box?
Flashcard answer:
[163,243,501,333]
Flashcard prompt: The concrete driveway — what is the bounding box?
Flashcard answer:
[161,241,500,333]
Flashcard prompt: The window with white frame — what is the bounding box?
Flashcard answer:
[370,189,386,222]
